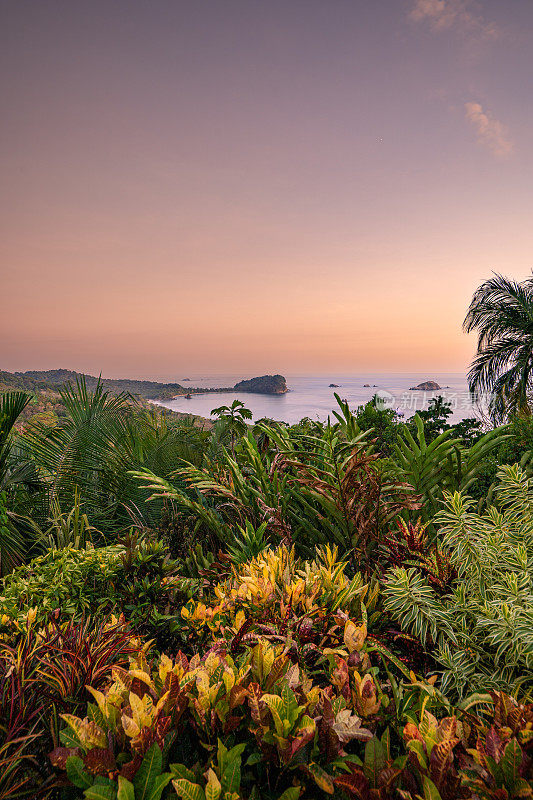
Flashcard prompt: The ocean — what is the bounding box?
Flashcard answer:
[153,372,479,425]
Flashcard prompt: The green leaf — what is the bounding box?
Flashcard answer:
[170,764,197,782]
[220,744,244,795]
[84,786,118,800]
[88,701,107,730]
[501,739,522,789]
[245,752,263,766]
[66,755,92,789]
[406,740,428,771]
[117,777,135,800]
[422,776,443,800]
[147,773,173,800]
[61,726,83,749]
[133,744,163,800]
[457,693,493,712]
[364,737,385,787]
[172,779,205,800]
[277,789,302,800]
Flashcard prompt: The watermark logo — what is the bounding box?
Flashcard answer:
[374,390,395,410]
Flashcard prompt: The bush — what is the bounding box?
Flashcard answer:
[383,463,533,697]
[0,615,139,797]
[0,534,195,641]
[50,602,533,799]
[134,425,418,567]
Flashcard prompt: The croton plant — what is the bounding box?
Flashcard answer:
[48,548,532,800]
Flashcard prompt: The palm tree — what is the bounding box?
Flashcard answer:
[464,273,533,423]
[24,377,132,524]
[24,377,210,537]
[0,391,43,574]
[211,399,252,453]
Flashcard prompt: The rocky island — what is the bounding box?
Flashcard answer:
[410,380,441,391]
[233,374,288,394]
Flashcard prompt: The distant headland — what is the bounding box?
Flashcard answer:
[0,369,288,400]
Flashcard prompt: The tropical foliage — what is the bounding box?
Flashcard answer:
[464,273,533,423]
[0,350,533,797]
[383,463,533,697]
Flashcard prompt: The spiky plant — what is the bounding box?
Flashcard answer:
[227,520,269,564]
[21,378,210,537]
[383,462,533,697]
[393,413,508,520]
[0,391,43,573]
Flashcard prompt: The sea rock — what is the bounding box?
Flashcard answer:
[410,381,441,391]
[329,383,340,387]
[233,374,288,395]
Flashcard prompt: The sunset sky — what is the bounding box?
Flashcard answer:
[2,1,532,379]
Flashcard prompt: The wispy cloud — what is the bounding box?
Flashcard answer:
[464,101,513,158]
[409,0,499,41]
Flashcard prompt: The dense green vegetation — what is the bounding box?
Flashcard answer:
[3,274,533,798]
[1,376,532,799]
[0,368,196,429]
[0,368,190,400]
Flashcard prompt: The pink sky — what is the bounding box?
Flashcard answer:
[2,1,532,379]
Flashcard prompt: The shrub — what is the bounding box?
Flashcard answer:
[177,545,380,665]
[0,535,195,640]
[392,414,509,523]
[49,636,393,797]
[50,627,533,798]
[380,518,456,592]
[0,614,139,797]
[383,463,533,697]
[133,424,418,566]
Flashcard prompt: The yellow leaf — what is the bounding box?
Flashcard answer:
[159,653,173,683]
[223,670,235,694]
[154,690,170,717]
[86,686,107,716]
[26,607,37,625]
[204,653,220,673]
[205,768,221,800]
[343,620,367,652]
[60,714,107,748]
[308,762,334,794]
[121,713,140,739]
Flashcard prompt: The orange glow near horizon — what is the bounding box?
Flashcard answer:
[2,1,532,380]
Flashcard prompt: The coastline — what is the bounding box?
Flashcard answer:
[148,400,214,428]
[153,373,475,426]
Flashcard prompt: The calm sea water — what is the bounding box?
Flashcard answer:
[153,373,479,425]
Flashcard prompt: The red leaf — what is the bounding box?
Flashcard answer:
[334,769,370,799]
[485,726,504,762]
[83,747,116,775]
[403,723,424,745]
[49,746,79,769]
[429,740,458,791]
